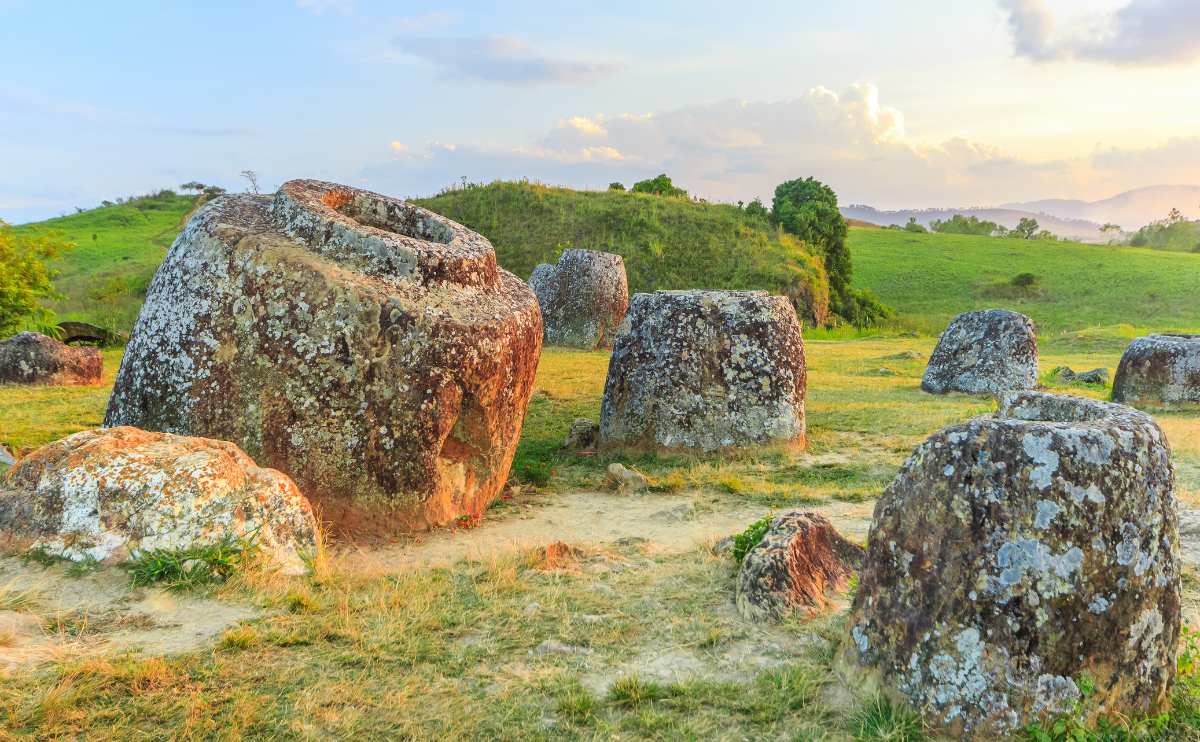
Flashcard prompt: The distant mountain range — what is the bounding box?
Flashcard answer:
[844,185,1200,242]
[1002,186,1200,233]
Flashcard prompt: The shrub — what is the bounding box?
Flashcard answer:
[128,535,258,590]
[732,516,772,564]
[0,221,74,335]
[903,217,926,233]
[630,173,688,198]
[1011,272,1039,288]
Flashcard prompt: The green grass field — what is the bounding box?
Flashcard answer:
[849,226,1200,337]
[14,193,198,333]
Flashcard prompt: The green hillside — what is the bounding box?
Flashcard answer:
[849,227,1200,338]
[417,182,832,325]
[14,192,198,332]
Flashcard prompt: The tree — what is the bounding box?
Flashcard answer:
[1011,217,1040,240]
[904,217,927,233]
[0,221,74,335]
[631,174,688,198]
[771,177,851,300]
[239,170,260,194]
[743,197,770,220]
[607,182,625,191]
[180,181,206,193]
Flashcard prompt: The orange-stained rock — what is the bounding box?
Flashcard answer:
[105,180,543,537]
[0,427,318,574]
[0,332,101,385]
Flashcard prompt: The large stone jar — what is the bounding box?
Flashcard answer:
[599,290,805,451]
[106,180,542,536]
[845,391,1179,738]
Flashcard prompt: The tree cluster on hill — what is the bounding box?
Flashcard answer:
[1129,208,1200,252]
[930,214,1000,236]
[630,174,689,198]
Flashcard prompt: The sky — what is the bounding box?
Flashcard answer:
[2,0,1200,223]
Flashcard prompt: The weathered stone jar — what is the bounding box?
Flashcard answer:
[922,309,1038,395]
[845,391,1179,738]
[0,332,101,385]
[106,180,543,536]
[1113,334,1200,407]
[528,249,629,349]
[599,289,805,451]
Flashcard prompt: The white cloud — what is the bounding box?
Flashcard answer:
[393,35,620,86]
[363,83,1200,209]
[1000,0,1200,65]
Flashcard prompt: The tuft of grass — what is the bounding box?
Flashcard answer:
[851,695,926,741]
[607,676,669,708]
[218,625,261,651]
[0,580,39,611]
[127,535,257,590]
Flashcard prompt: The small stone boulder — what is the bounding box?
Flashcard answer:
[845,391,1179,738]
[0,332,101,386]
[921,309,1038,395]
[1052,366,1109,386]
[600,290,806,451]
[607,462,649,492]
[105,180,542,536]
[529,249,629,349]
[0,427,319,574]
[1113,334,1200,407]
[736,511,863,622]
[562,418,600,451]
[0,445,13,467]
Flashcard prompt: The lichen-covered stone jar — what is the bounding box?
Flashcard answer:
[1112,334,1200,408]
[921,309,1038,395]
[844,391,1179,738]
[599,289,805,451]
[106,180,542,536]
[528,249,628,349]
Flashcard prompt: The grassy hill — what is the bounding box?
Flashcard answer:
[848,227,1200,339]
[14,192,198,333]
[417,182,832,325]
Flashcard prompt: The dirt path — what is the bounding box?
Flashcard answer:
[336,490,877,574]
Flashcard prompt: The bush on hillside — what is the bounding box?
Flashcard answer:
[417,181,831,326]
[630,174,688,199]
[903,217,926,233]
[0,221,74,335]
[608,182,625,191]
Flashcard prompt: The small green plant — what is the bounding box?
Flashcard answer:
[732,515,773,564]
[127,535,257,590]
[219,625,260,651]
[516,460,553,487]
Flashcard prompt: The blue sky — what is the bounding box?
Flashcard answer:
[3,0,1200,222]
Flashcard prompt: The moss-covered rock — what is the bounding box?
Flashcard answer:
[921,309,1038,395]
[1113,334,1200,408]
[529,249,628,349]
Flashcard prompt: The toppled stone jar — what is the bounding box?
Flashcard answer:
[105,180,543,536]
[1113,334,1200,408]
[528,249,629,349]
[0,427,318,575]
[844,391,1179,738]
[0,332,102,385]
[599,290,806,451]
[921,309,1038,395]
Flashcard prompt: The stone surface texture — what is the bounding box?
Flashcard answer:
[1113,334,1200,407]
[528,249,628,348]
[105,179,542,536]
[846,391,1180,738]
[736,511,864,621]
[600,290,806,451]
[921,309,1038,395]
[0,427,318,574]
[0,332,102,385]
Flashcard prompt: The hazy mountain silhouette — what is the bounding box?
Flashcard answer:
[840,205,1106,241]
[1002,186,1200,232]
